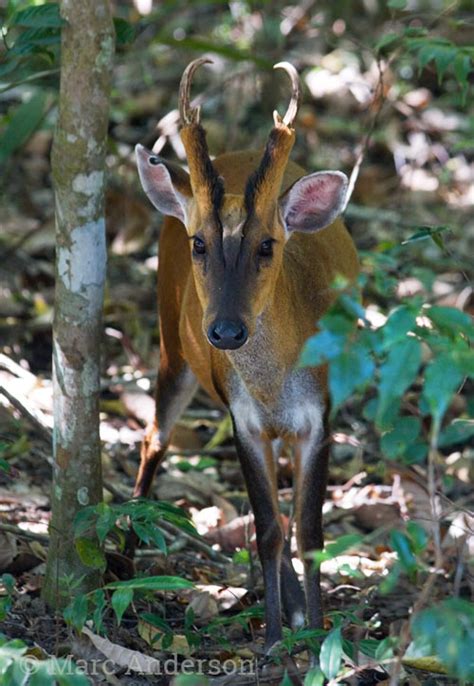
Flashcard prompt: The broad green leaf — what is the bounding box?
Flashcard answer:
[375,636,395,661]
[141,612,173,633]
[422,353,464,425]
[438,420,474,448]
[92,589,106,634]
[114,17,136,45]
[434,46,457,83]
[426,306,474,339]
[380,416,421,459]
[303,666,324,685]
[382,306,418,348]
[105,575,194,591]
[388,0,407,8]
[299,329,347,367]
[320,627,343,680]
[111,587,134,625]
[95,503,116,544]
[173,674,210,686]
[390,530,417,574]
[57,672,90,686]
[279,671,294,686]
[0,91,49,162]
[375,32,400,53]
[453,53,471,85]
[329,346,375,409]
[313,533,363,568]
[11,27,61,55]
[376,337,421,428]
[407,521,428,554]
[75,537,106,570]
[411,599,474,680]
[63,595,88,631]
[10,3,64,28]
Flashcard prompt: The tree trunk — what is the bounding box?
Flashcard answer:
[43,0,114,608]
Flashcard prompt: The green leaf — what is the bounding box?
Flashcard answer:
[313,533,363,568]
[390,530,417,574]
[388,0,407,8]
[75,537,106,570]
[141,612,173,633]
[411,599,474,680]
[92,589,106,633]
[376,337,421,428]
[299,329,347,367]
[10,3,64,28]
[407,521,428,554]
[382,306,418,348]
[280,671,294,686]
[111,587,134,625]
[95,502,116,544]
[329,345,375,409]
[320,627,343,680]
[402,225,450,246]
[375,636,395,661]
[114,17,136,45]
[422,353,464,426]
[63,595,88,631]
[303,666,325,685]
[0,90,49,162]
[375,32,400,52]
[380,416,421,459]
[105,575,194,591]
[426,306,474,339]
[438,420,474,448]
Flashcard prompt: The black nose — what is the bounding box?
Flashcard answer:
[207,319,248,350]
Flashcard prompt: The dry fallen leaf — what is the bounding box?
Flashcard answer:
[138,619,193,656]
[82,625,162,673]
[187,589,219,624]
[0,532,17,571]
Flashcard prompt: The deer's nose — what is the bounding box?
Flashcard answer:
[207,319,248,350]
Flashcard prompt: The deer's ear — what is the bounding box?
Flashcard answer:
[280,171,348,233]
[136,144,192,224]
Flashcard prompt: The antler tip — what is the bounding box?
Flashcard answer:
[272,61,301,128]
[179,58,214,127]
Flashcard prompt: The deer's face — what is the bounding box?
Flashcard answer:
[137,145,347,351]
[184,194,286,349]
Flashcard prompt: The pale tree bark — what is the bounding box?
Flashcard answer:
[43,0,114,607]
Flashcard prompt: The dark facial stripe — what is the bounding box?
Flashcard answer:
[222,231,243,268]
[193,124,225,215]
[244,127,286,216]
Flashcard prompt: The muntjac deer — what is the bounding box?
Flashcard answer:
[134,58,358,652]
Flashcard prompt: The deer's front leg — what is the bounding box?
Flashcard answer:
[294,416,330,631]
[232,416,284,653]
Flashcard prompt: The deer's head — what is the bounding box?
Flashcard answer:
[137,59,347,350]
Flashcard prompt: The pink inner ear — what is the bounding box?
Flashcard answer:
[282,172,347,233]
[136,145,186,222]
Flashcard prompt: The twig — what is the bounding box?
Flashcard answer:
[158,519,230,564]
[0,520,49,544]
[389,428,445,685]
[0,354,38,382]
[342,56,386,211]
[0,383,52,443]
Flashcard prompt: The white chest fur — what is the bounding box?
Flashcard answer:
[229,367,323,443]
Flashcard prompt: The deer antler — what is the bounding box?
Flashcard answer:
[178,58,224,219]
[245,62,301,220]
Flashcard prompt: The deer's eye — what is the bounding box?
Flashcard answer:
[193,237,206,256]
[258,239,274,258]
